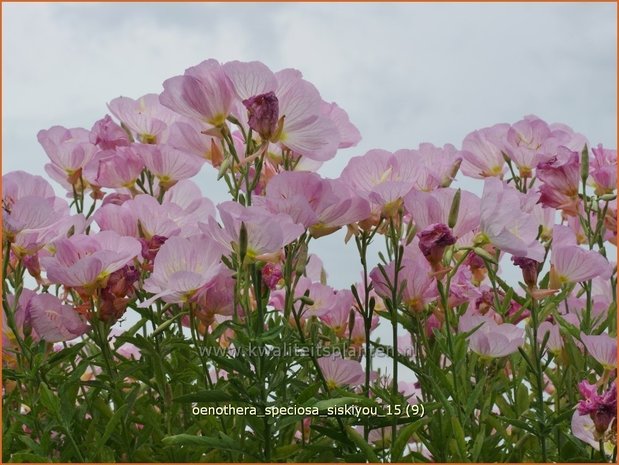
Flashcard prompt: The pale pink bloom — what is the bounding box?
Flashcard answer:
[222,60,277,101]
[544,122,588,155]
[93,202,139,237]
[460,124,510,178]
[167,119,221,164]
[29,293,89,343]
[4,195,69,240]
[162,180,216,232]
[537,321,563,353]
[319,101,361,149]
[40,231,141,290]
[589,144,616,194]
[128,195,181,239]
[449,265,481,307]
[37,126,99,187]
[405,188,480,239]
[83,145,145,188]
[408,143,463,191]
[459,311,525,358]
[107,94,179,144]
[317,356,365,389]
[192,272,235,321]
[340,149,418,215]
[319,291,354,337]
[137,144,204,188]
[370,253,438,313]
[536,146,580,214]
[580,332,616,369]
[3,171,56,208]
[264,171,370,237]
[571,410,615,454]
[274,69,340,161]
[285,277,339,318]
[502,116,551,175]
[480,178,544,261]
[90,114,131,150]
[562,296,610,330]
[202,201,303,260]
[140,235,225,306]
[550,245,611,285]
[399,380,423,404]
[302,254,326,283]
[160,59,234,126]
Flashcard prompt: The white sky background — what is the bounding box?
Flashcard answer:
[2,2,617,290]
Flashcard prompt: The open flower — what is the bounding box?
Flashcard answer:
[317,356,365,389]
[108,93,180,144]
[479,178,544,261]
[550,245,612,286]
[580,332,616,369]
[28,293,90,342]
[140,235,225,306]
[40,231,141,292]
[460,124,509,178]
[160,59,234,126]
[459,311,525,358]
[202,201,303,261]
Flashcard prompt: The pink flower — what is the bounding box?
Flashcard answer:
[263,171,370,237]
[460,124,510,178]
[317,356,365,389]
[370,252,438,313]
[40,231,141,291]
[160,59,234,126]
[37,126,99,188]
[90,115,131,150]
[405,188,481,239]
[202,201,303,260]
[140,235,225,306]
[571,410,615,453]
[459,311,525,358]
[537,321,563,353]
[319,101,361,149]
[580,332,616,369]
[550,245,611,285]
[93,202,139,237]
[341,149,418,216]
[536,146,580,215]
[137,144,204,189]
[224,61,344,161]
[479,178,544,261]
[589,144,617,195]
[192,272,235,323]
[502,116,551,176]
[167,119,223,166]
[319,291,355,337]
[3,171,56,208]
[28,293,89,343]
[408,143,463,191]
[83,145,145,189]
[107,94,179,144]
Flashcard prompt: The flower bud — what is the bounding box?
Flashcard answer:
[243,92,280,141]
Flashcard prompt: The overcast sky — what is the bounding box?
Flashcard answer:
[2,2,617,290]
